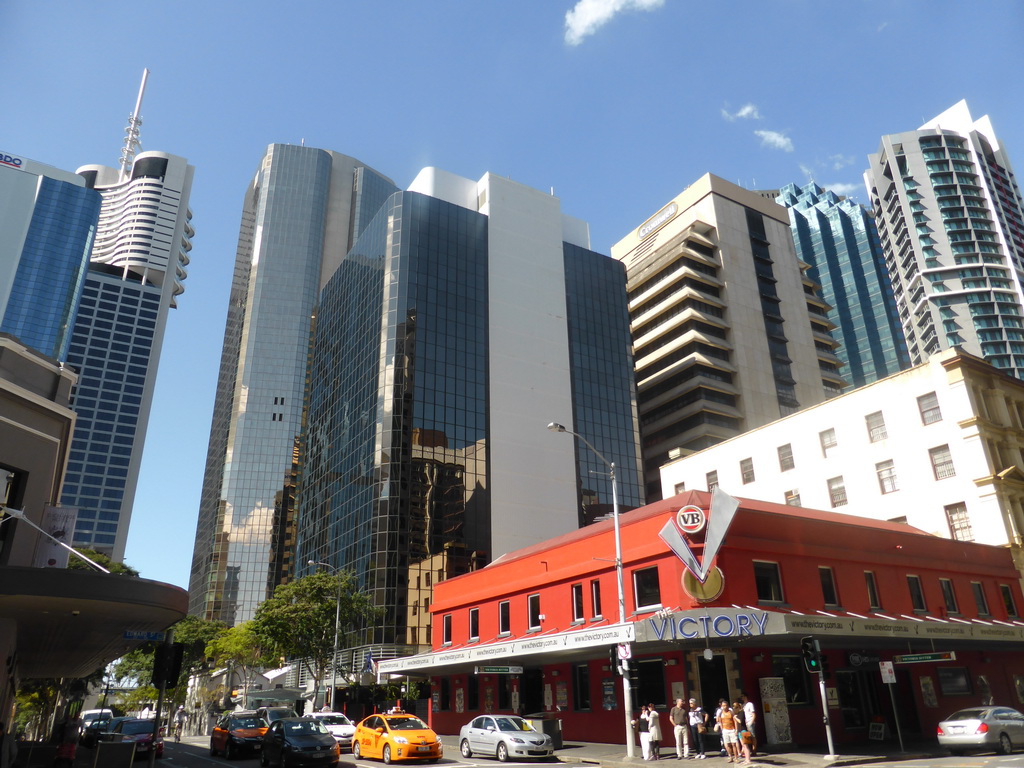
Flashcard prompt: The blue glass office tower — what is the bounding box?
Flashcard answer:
[294,168,643,653]
[776,182,910,388]
[61,152,195,558]
[0,154,101,360]
[188,145,397,624]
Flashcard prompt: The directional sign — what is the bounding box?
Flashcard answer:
[893,651,956,664]
[474,666,523,675]
[879,661,896,684]
[123,630,166,642]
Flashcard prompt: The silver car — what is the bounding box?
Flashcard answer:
[459,715,554,762]
[937,706,1024,755]
[304,713,356,748]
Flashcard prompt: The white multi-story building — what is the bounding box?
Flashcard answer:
[865,100,1024,378]
[611,174,845,500]
[660,348,1024,576]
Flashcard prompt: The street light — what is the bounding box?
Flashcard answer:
[308,560,342,711]
[546,422,635,758]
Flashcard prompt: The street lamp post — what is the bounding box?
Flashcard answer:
[547,422,635,758]
[309,560,342,711]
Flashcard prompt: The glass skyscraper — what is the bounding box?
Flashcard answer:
[294,169,643,657]
[0,154,101,361]
[866,101,1024,376]
[188,145,397,624]
[776,182,910,389]
[61,152,195,558]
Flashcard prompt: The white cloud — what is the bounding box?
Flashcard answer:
[721,103,762,122]
[754,130,794,152]
[564,0,665,46]
[799,164,816,182]
[823,182,862,198]
[828,154,855,170]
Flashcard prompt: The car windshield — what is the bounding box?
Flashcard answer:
[284,721,329,735]
[121,722,154,735]
[317,716,351,726]
[231,718,265,729]
[494,717,531,732]
[947,709,988,721]
[388,717,428,731]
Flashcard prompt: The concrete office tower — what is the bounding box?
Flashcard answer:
[60,151,195,558]
[188,144,398,624]
[866,100,1024,377]
[295,168,644,655]
[611,174,845,500]
[0,153,101,360]
[776,182,911,389]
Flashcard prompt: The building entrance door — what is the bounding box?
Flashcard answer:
[520,668,544,716]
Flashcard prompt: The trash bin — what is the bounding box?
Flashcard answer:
[524,713,562,750]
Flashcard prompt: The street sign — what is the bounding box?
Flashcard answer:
[893,651,956,664]
[123,630,166,642]
[474,666,523,675]
[879,661,896,684]
[617,643,632,660]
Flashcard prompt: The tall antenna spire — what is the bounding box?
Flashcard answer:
[119,68,150,181]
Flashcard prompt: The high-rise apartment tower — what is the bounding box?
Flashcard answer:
[865,100,1024,376]
[611,174,845,500]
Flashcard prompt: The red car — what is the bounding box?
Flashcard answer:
[111,718,164,759]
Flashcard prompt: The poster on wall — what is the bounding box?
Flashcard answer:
[456,688,465,714]
[556,682,568,710]
[432,692,440,712]
[544,684,552,709]
[602,679,616,710]
[920,676,938,708]
[1015,675,1024,705]
[485,687,494,712]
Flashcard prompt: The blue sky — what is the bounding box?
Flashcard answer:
[3,1,1022,588]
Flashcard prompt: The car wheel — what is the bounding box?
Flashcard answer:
[460,740,473,758]
[1001,733,1013,755]
[497,742,509,762]
[225,741,236,760]
[383,745,392,765]
[210,741,218,757]
[260,747,269,767]
[353,742,362,759]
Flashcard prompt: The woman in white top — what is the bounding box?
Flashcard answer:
[645,704,661,759]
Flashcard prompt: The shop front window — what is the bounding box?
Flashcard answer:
[771,655,811,705]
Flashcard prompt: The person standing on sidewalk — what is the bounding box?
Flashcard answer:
[669,698,690,758]
[687,699,707,759]
[634,705,652,760]
[741,693,758,757]
[645,704,662,759]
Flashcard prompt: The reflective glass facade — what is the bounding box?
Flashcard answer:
[777,182,910,389]
[189,145,396,624]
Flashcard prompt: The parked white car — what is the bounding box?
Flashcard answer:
[459,715,554,762]
[304,712,356,749]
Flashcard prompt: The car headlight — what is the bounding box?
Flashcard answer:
[394,737,409,744]
[509,737,526,744]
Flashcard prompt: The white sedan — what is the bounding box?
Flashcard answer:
[459,715,554,762]
[303,712,356,749]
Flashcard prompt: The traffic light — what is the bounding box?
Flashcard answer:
[819,653,831,680]
[799,636,822,674]
[152,642,185,688]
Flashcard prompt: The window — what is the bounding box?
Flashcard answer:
[528,594,542,629]
[754,561,784,603]
[439,678,451,710]
[865,571,881,610]
[571,583,585,622]
[778,444,795,471]
[499,601,510,635]
[907,575,927,611]
[930,445,955,479]
[706,470,718,491]
[819,567,839,607]
[918,392,942,424]
[827,476,847,507]
[467,676,479,710]
[945,503,974,541]
[442,614,452,645]
[772,655,811,706]
[820,428,838,457]
[937,667,973,696]
[784,489,801,506]
[469,608,480,640]
[971,582,990,616]
[1001,584,1019,618]
[633,567,662,610]
[940,579,959,614]
[591,579,602,618]
[876,460,899,494]
[673,482,686,495]
[573,664,591,710]
[865,411,887,442]
[740,457,755,484]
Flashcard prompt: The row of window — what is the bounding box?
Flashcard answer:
[753,560,1019,618]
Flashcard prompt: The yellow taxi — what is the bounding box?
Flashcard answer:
[352,713,442,764]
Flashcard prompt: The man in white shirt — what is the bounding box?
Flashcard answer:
[741,693,757,756]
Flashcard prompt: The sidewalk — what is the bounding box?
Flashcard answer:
[438,735,942,767]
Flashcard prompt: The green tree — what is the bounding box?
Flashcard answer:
[67,547,139,576]
[251,570,377,707]
[205,622,267,707]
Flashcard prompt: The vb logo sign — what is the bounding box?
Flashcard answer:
[675,505,706,535]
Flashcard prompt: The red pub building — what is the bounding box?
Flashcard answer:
[378,490,1024,748]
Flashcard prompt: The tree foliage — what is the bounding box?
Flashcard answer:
[251,570,378,706]
[68,547,139,576]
